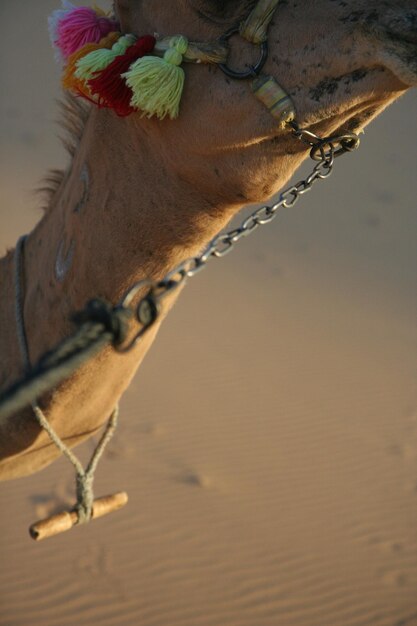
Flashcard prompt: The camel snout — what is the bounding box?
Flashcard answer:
[366,9,417,86]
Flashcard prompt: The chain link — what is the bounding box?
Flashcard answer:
[116,125,359,352]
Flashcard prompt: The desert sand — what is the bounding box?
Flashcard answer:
[0,2,416,625]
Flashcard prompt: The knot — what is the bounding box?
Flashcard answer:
[112,34,136,56]
[75,473,94,524]
[72,298,132,347]
[164,35,188,66]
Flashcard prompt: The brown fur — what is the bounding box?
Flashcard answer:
[0,0,415,480]
[40,96,91,209]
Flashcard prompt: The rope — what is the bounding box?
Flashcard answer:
[0,243,132,422]
[11,235,119,525]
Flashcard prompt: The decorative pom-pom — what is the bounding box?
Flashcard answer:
[49,1,80,62]
[88,36,156,116]
[123,35,189,120]
[62,32,121,95]
[74,34,136,82]
[53,5,119,60]
[48,1,76,55]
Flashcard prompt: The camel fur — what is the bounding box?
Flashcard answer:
[0,0,416,480]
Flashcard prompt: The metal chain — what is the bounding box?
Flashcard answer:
[116,126,359,352]
[0,125,361,423]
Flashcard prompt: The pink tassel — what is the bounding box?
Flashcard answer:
[48,1,76,61]
[49,2,75,44]
[55,6,119,60]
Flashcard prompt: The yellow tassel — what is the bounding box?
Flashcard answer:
[123,35,188,120]
[74,34,136,82]
[62,32,121,95]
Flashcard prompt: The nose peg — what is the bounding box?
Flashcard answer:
[251,74,296,127]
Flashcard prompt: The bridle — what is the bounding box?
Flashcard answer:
[216,0,360,157]
[115,0,361,349]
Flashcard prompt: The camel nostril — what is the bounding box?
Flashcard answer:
[375,9,417,44]
[384,21,417,46]
[359,9,417,87]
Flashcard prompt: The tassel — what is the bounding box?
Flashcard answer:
[62,32,121,95]
[123,35,189,120]
[74,34,136,82]
[88,36,156,117]
[49,0,109,47]
[48,0,76,60]
[53,4,119,60]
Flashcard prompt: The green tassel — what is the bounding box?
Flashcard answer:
[75,34,136,81]
[123,35,188,120]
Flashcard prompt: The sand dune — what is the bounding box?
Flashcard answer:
[1,2,416,626]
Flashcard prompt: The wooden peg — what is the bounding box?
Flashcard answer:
[252,74,296,127]
[29,492,128,541]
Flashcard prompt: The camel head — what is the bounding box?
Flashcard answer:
[110,1,416,204]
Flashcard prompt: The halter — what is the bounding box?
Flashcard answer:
[50,0,359,157]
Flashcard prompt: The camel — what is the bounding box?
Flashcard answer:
[0,0,416,482]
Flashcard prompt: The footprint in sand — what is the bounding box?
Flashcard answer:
[378,541,404,555]
[179,470,213,489]
[137,421,165,437]
[72,542,127,601]
[387,440,417,462]
[380,569,409,587]
[74,542,110,577]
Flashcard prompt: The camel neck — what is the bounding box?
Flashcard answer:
[0,104,302,478]
[17,107,237,365]
[0,105,242,477]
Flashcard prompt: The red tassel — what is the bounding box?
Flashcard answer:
[88,35,156,116]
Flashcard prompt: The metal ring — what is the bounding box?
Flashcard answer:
[309,133,360,160]
[116,282,160,354]
[218,27,268,80]
[118,279,156,309]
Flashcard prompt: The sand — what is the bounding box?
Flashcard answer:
[1,2,416,625]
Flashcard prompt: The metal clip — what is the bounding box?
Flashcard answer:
[116,280,160,353]
[290,121,360,160]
